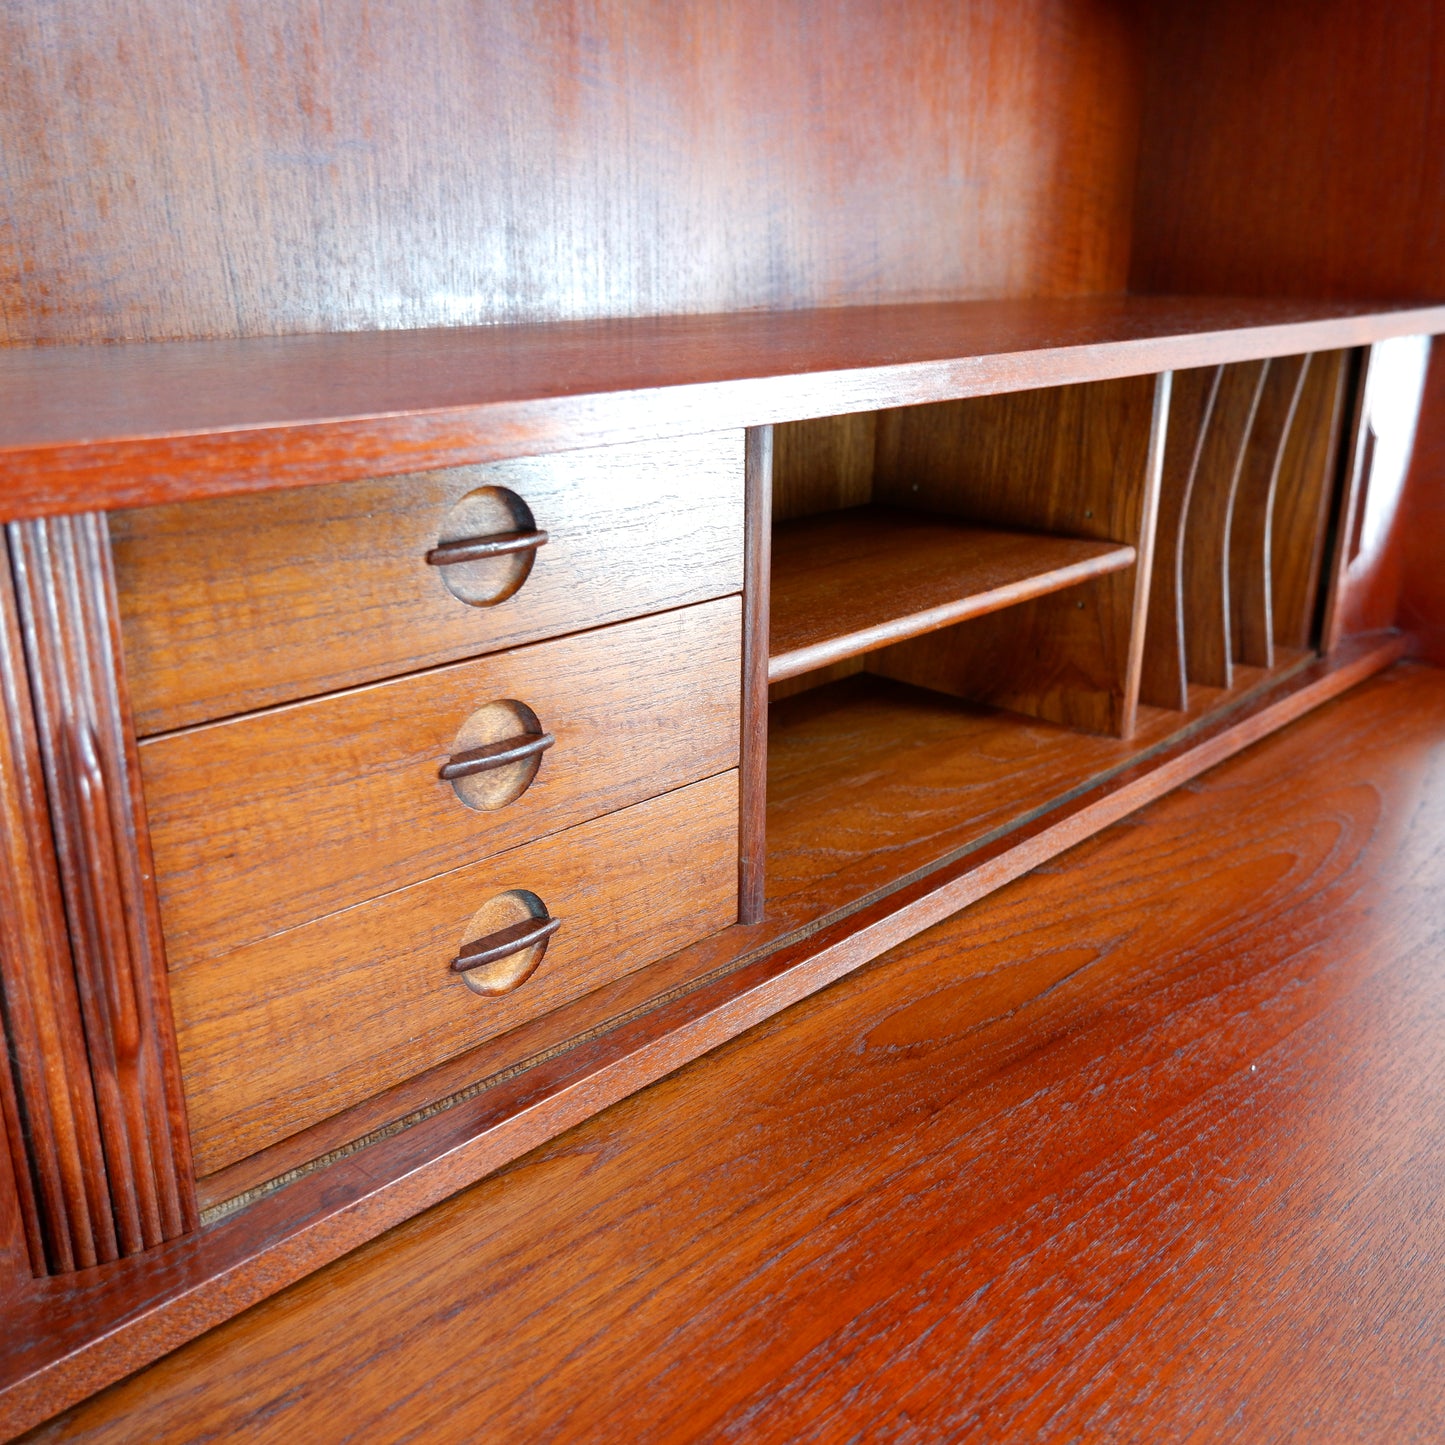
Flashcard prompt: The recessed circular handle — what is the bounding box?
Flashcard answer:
[439,731,555,782]
[453,889,557,996]
[425,528,549,569]
[450,913,561,976]
[431,486,544,607]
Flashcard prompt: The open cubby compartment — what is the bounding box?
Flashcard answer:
[763,354,1354,927]
[771,373,1166,737]
[1140,350,1352,708]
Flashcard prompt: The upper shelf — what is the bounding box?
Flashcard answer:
[769,507,1135,683]
[2,294,1442,521]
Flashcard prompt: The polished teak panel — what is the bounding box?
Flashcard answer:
[768,507,1135,683]
[172,771,740,1178]
[142,598,741,968]
[0,0,1142,346]
[3,299,1443,523]
[871,375,1166,736]
[2,2,1444,1435]
[112,431,745,734]
[28,665,1445,1443]
[2,518,195,1268]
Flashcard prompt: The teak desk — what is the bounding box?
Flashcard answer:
[3,3,1445,1436]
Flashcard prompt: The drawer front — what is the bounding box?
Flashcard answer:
[171,770,739,1176]
[112,430,745,735]
[143,598,741,969]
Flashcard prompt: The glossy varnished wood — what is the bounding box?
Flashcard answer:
[3,299,1443,523]
[1321,348,1376,656]
[0,551,110,1275]
[765,649,1317,929]
[4,518,196,1261]
[1400,352,1445,665]
[28,660,1445,1444]
[1,1,1443,1434]
[172,771,740,1177]
[1133,2,1445,304]
[768,507,1136,683]
[771,414,876,523]
[870,374,1166,737]
[738,429,773,925]
[0,0,1142,348]
[1182,360,1266,688]
[0,636,1401,1437]
[190,636,1324,1210]
[1229,354,1309,669]
[1140,365,1220,710]
[113,432,744,734]
[142,599,741,969]
[1271,350,1350,650]
[1328,339,1437,651]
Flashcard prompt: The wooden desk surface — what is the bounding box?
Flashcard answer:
[26,662,1445,1443]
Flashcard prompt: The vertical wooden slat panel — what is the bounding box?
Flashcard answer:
[1272,351,1351,651]
[1230,354,1310,669]
[1182,359,1268,688]
[1319,351,1374,655]
[1121,370,1173,731]
[1141,366,1222,711]
[0,543,117,1273]
[7,515,197,1260]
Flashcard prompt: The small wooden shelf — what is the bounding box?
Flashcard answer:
[2,294,1442,521]
[768,505,1136,682]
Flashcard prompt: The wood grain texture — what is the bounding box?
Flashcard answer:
[3,299,1443,525]
[768,507,1136,683]
[1132,1,1445,304]
[870,374,1166,736]
[1129,2,1445,656]
[142,599,741,969]
[1272,350,1350,650]
[192,636,1327,1211]
[767,659,866,704]
[1182,360,1267,687]
[0,636,1401,1439]
[26,660,1445,1445]
[0,549,112,1276]
[771,414,876,523]
[739,429,772,925]
[173,771,740,1177]
[1229,354,1309,668]
[5,517,197,1262]
[766,648,1314,931]
[1140,366,1221,709]
[112,432,744,734]
[0,0,1142,347]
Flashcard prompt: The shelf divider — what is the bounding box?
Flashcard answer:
[768,505,1135,684]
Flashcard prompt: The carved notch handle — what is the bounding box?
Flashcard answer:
[450,914,561,975]
[438,731,555,781]
[425,529,549,568]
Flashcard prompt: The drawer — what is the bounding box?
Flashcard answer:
[142,598,741,969]
[112,430,745,735]
[171,770,739,1176]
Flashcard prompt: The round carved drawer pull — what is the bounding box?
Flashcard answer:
[424,528,549,569]
[439,731,555,782]
[450,914,561,981]
[430,486,545,607]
